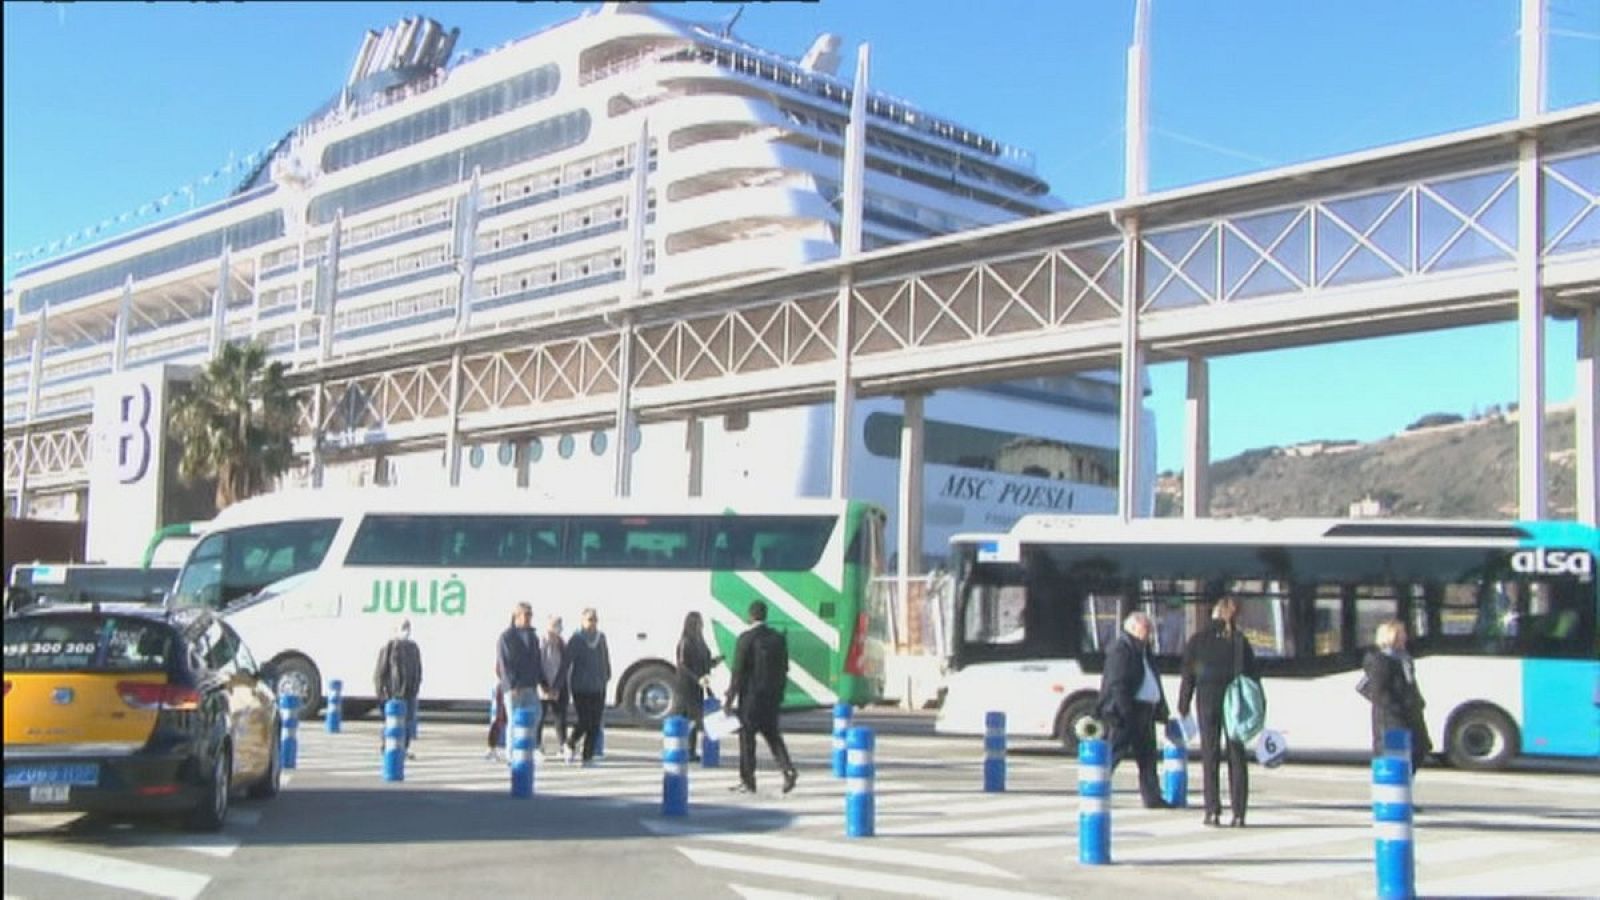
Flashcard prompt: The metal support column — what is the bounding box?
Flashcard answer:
[209,244,232,357]
[1515,0,1548,520]
[113,275,132,372]
[455,167,481,338]
[830,43,869,501]
[1183,356,1210,519]
[685,416,704,498]
[445,347,464,488]
[14,427,31,518]
[309,383,325,489]
[895,393,926,650]
[1116,216,1145,521]
[613,317,635,497]
[1577,307,1598,525]
[317,213,343,365]
[250,251,264,341]
[26,307,46,422]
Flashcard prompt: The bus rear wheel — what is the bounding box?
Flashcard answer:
[1446,705,1517,770]
[620,663,679,725]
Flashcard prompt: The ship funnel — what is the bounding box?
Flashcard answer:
[801,33,842,76]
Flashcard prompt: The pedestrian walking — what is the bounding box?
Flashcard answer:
[563,608,611,766]
[537,614,569,758]
[1361,619,1432,773]
[486,660,507,761]
[1097,610,1170,809]
[497,602,546,756]
[374,618,423,759]
[726,600,797,795]
[1178,597,1256,827]
[675,610,721,762]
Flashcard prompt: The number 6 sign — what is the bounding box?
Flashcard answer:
[1255,728,1288,768]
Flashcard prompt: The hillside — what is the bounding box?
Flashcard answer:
[1157,407,1581,519]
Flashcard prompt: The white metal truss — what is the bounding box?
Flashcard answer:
[5,423,90,487]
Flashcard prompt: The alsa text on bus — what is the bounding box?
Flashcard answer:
[361,577,467,615]
[1510,549,1593,581]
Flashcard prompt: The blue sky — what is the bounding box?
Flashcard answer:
[4,1,1598,474]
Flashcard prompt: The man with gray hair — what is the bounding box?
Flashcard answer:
[1096,610,1171,808]
[375,618,424,759]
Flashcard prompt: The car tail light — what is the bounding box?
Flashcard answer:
[117,682,201,711]
[843,612,869,677]
[3,680,10,697]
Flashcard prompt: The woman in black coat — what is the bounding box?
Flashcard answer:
[1362,619,1431,772]
[675,611,720,761]
[1178,597,1256,827]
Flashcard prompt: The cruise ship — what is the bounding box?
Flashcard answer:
[3,3,1153,563]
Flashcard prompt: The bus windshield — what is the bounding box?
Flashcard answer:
[172,519,341,611]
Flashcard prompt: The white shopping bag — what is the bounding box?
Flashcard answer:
[703,708,740,741]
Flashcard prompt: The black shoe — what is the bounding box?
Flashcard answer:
[689,753,701,763]
[781,770,798,795]
[1203,812,1221,827]
[1143,799,1171,810]
[1229,815,1245,828]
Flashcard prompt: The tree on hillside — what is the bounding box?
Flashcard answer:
[169,340,297,509]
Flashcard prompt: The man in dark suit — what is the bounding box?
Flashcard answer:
[1097,611,1170,808]
[725,600,797,795]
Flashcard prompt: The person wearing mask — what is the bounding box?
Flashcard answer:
[1363,619,1432,774]
[675,610,721,762]
[496,602,546,759]
[1178,597,1256,827]
[537,614,569,759]
[725,600,797,795]
[1097,610,1170,809]
[374,618,423,759]
[562,608,612,766]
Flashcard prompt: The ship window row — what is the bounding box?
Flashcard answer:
[485,144,639,207]
[479,197,630,254]
[815,178,976,235]
[260,247,299,272]
[335,286,456,336]
[322,65,560,173]
[308,110,591,226]
[343,201,453,249]
[477,248,625,298]
[657,43,1014,163]
[19,212,285,314]
[258,284,304,311]
[863,412,1117,487]
[339,245,451,293]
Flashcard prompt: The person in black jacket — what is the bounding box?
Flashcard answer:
[1178,597,1257,827]
[725,600,797,795]
[675,610,721,762]
[374,618,423,758]
[1362,619,1431,773]
[496,602,547,750]
[1097,611,1170,809]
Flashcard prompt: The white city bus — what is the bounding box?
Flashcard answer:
[936,516,1599,770]
[168,489,888,721]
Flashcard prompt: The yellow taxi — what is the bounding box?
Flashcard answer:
[4,603,280,830]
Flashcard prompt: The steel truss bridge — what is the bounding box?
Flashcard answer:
[7,106,1600,522]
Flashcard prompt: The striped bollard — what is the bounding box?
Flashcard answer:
[382,699,405,782]
[278,694,301,769]
[983,711,1006,792]
[324,679,342,734]
[1382,727,1413,765]
[701,696,722,768]
[1161,739,1188,808]
[831,702,853,777]
[1077,737,1111,865]
[662,715,689,816]
[845,726,875,838]
[1373,752,1415,899]
[510,705,536,797]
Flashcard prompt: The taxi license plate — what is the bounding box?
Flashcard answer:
[30,784,71,804]
[5,763,99,788]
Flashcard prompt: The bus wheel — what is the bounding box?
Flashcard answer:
[271,655,323,721]
[620,663,678,725]
[1056,695,1100,756]
[1446,705,1517,770]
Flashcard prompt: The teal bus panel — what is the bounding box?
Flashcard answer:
[1521,659,1600,759]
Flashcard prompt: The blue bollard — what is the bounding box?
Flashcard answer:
[1382,727,1412,765]
[279,694,301,770]
[701,696,722,768]
[1161,739,1188,808]
[382,699,405,782]
[662,715,689,816]
[1077,737,1111,865]
[1372,754,1415,899]
[845,726,875,838]
[595,718,605,758]
[324,679,342,734]
[983,711,1006,792]
[831,701,853,778]
[510,705,536,798]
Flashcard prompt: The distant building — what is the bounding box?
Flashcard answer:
[1349,494,1389,518]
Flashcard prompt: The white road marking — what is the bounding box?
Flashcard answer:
[1208,834,1547,886]
[677,846,1058,900]
[643,818,1019,879]
[1113,826,1365,864]
[135,833,241,858]
[728,884,828,900]
[5,844,210,900]
[1417,855,1600,897]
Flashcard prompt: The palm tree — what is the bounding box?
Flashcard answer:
[169,340,297,509]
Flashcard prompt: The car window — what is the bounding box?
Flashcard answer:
[3,615,173,672]
[223,624,259,675]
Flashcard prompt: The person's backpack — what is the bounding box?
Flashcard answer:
[748,626,789,697]
[1222,632,1266,743]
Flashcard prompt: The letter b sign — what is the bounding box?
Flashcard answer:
[113,383,153,484]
